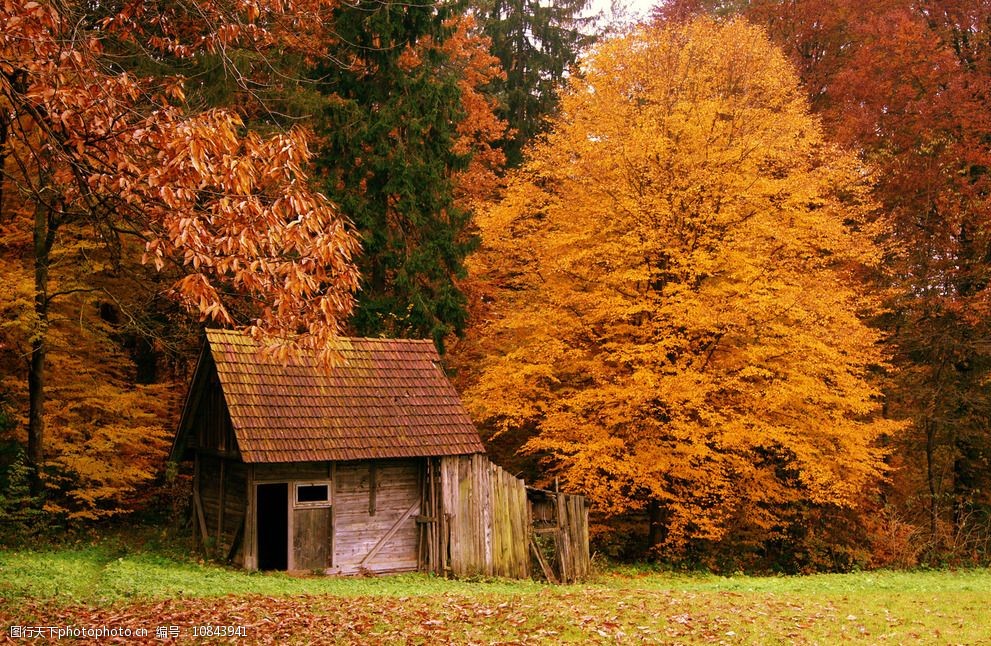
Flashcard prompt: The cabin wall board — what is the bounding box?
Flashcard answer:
[253,462,332,482]
[293,507,331,570]
[192,363,237,455]
[193,452,591,582]
[243,465,256,569]
[439,454,529,579]
[333,459,420,573]
[195,453,247,561]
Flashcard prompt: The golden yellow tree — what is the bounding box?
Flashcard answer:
[465,19,901,559]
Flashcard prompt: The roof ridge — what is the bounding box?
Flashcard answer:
[204,328,435,345]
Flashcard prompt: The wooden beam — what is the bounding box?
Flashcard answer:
[328,504,335,569]
[192,454,209,555]
[530,537,557,584]
[170,348,209,461]
[329,462,336,568]
[226,513,245,563]
[359,499,421,567]
[417,461,427,572]
[192,487,209,555]
[368,461,378,516]
[216,457,226,558]
[429,458,438,574]
[244,465,256,570]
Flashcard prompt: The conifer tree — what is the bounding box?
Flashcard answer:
[312,1,478,349]
[476,0,596,165]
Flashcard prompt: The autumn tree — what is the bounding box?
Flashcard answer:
[443,16,511,211]
[1,0,361,504]
[464,19,899,565]
[657,0,991,561]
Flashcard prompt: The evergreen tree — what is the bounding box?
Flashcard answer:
[478,0,596,166]
[313,1,477,349]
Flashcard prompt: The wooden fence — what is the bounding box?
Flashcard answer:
[430,454,590,583]
[438,454,530,579]
[528,487,591,583]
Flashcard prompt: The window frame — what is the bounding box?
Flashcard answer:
[293,481,332,508]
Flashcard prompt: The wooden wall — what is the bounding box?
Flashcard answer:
[438,454,530,579]
[253,462,331,481]
[334,460,421,574]
[435,455,590,583]
[239,460,422,573]
[192,452,590,583]
[193,453,247,564]
[189,358,237,456]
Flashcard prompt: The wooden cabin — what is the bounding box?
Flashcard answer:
[170,329,590,581]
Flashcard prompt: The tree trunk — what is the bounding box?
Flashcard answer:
[952,435,984,535]
[0,111,7,218]
[925,418,938,544]
[647,501,669,556]
[27,187,55,497]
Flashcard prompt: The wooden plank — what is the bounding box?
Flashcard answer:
[577,497,584,576]
[192,454,209,555]
[244,465,255,569]
[430,459,436,573]
[420,459,429,572]
[446,456,460,574]
[192,485,209,555]
[453,456,464,574]
[226,513,245,563]
[417,462,424,571]
[556,491,571,583]
[368,462,378,516]
[492,465,501,576]
[423,459,431,573]
[517,469,528,577]
[329,463,336,568]
[438,458,450,574]
[499,467,511,578]
[359,499,421,566]
[433,458,440,573]
[216,457,226,556]
[530,537,557,584]
[481,455,491,575]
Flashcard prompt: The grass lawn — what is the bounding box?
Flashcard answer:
[1,538,989,644]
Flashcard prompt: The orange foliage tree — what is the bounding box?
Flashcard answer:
[658,0,991,563]
[1,0,360,510]
[442,15,510,211]
[464,19,900,562]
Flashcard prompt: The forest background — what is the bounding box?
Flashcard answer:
[2,0,991,575]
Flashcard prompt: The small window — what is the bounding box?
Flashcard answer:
[295,482,331,507]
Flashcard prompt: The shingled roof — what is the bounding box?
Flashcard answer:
[177,329,485,463]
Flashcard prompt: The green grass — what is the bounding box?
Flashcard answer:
[0,545,547,604]
[598,565,991,594]
[1,539,989,644]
